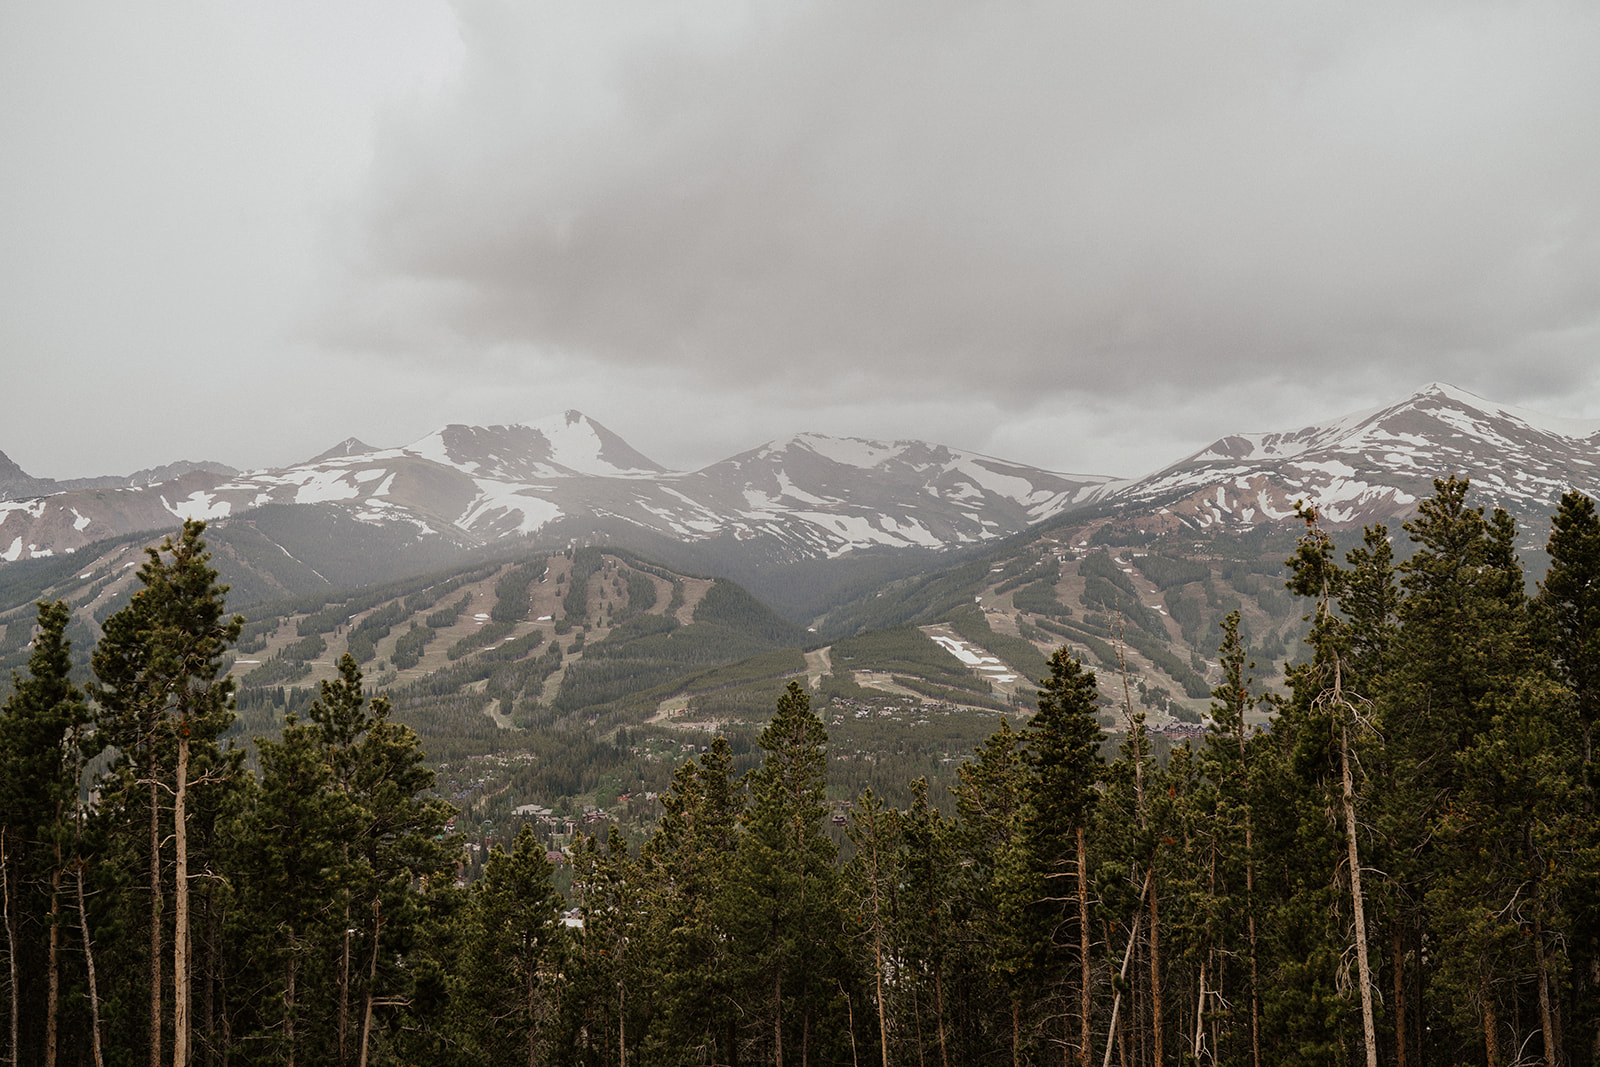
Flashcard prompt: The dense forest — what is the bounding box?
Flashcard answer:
[2,474,1598,1065]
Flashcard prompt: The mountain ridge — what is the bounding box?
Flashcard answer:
[4,384,1597,575]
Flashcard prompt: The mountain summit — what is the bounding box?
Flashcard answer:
[1100,383,1600,530]
[402,411,668,480]
[0,411,1104,564]
[4,388,1597,569]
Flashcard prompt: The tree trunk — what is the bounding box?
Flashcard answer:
[866,816,889,1067]
[1078,826,1092,1067]
[1339,720,1379,1067]
[1391,923,1406,1067]
[76,862,104,1067]
[1481,972,1500,1067]
[1011,997,1021,1067]
[1235,726,1259,1067]
[358,898,381,1067]
[150,777,163,1067]
[844,987,858,1067]
[526,965,536,1067]
[285,948,297,1067]
[774,970,784,1067]
[1192,959,1206,1064]
[1149,880,1163,1067]
[1534,920,1557,1067]
[47,864,59,1067]
[175,732,190,1067]
[338,915,351,1067]
[3,832,17,1067]
[1101,870,1150,1067]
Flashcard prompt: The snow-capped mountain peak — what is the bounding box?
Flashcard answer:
[6,385,1600,569]
[402,411,669,481]
[1105,384,1600,531]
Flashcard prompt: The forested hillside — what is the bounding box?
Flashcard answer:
[1,475,1597,1064]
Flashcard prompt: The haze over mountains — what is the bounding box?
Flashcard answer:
[3,384,1597,573]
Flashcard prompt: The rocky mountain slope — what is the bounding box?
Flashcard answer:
[1087,383,1600,536]
[4,385,1596,579]
[0,451,238,502]
[0,411,1110,568]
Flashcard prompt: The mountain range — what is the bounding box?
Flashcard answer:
[3,384,1596,581]
[5,381,1598,742]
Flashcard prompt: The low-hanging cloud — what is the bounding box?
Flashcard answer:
[326,1,1600,412]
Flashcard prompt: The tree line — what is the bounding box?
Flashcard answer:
[2,474,1598,1065]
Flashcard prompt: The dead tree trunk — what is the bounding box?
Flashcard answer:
[76,862,104,1067]
[1100,870,1152,1067]
[1078,826,1092,1067]
[174,730,190,1067]
[149,777,163,1067]
[1339,716,1378,1067]
[3,831,17,1067]
[357,898,381,1067]
[1534,920,1557,1067]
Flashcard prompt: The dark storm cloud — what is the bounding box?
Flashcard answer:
[333,2,1600,410]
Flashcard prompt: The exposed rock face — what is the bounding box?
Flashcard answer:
[5,386,1596,567]
[0,411,1109,563]
[1085,383,1600,535]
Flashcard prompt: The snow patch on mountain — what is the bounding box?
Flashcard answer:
[796,434,910,469]
[164,491,232,521]
[288,469,363,505]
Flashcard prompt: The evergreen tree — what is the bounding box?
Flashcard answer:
[316,655,457,1067]
[90,520,243,1067]
[1386,478,1537,1061]
[948,718,1029,1064]
[1536,490,1600,1061]
[898,778,955,1067]
[565,826,647,1067]
[636,738,743,1064]
[843,788,898,1067]
[1198,611,1261,1067]
[459,824,564,1066]
[1280,508,1379,1066]
[727,681,847,1066]
[0,600,98,1065]
[1021,649,1104,1067]
[232,691,343,1064]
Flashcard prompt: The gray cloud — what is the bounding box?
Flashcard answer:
[5,2,1600,483]
[332,2,1600,413]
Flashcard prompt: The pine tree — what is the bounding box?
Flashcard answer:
[1386,478,1536,1060]
[1281,507,1379,1066]
[234,693,344,1064]
[0,600,98,1065]
[567,825,646,1067]
[727,681,845,1066]
[1199,611,1261,1067]
[637,738,743,1064]
[314,655,456,1067]
[1536,490,1600,1062]
[949,718,1029,1064]
[1022,649,1104,1067]
[899,777,955,1067]
[460,824,564,1066]
[90,521,242,1067]
[844,787,899,1067]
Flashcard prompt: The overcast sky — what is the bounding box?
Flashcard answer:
[5,2,1599,481]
